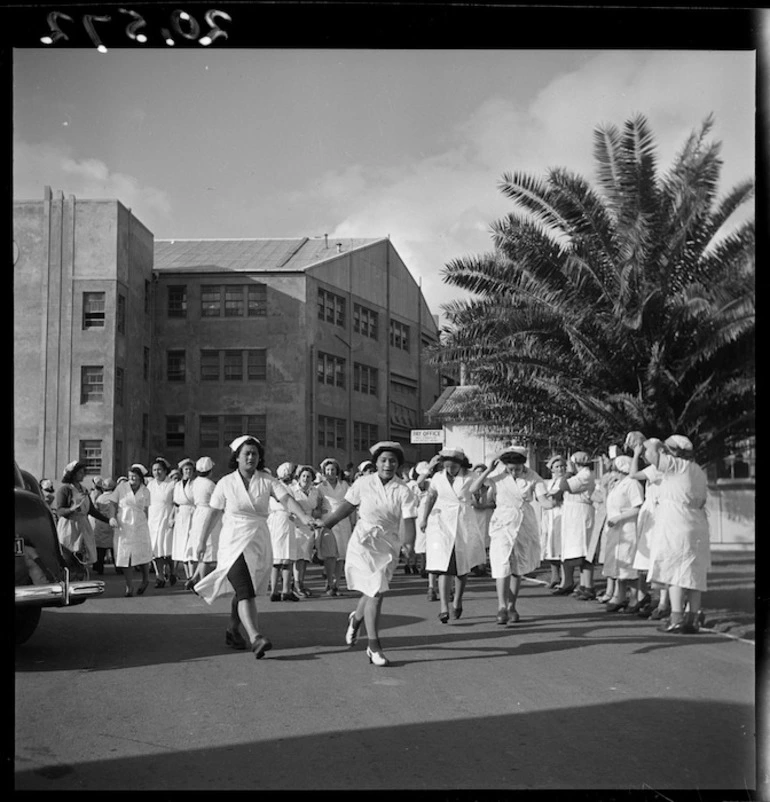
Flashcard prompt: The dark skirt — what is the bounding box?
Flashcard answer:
[227,553,256,601]
[432,548,468,578]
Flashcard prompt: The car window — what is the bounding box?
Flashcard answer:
[19,468,43,498]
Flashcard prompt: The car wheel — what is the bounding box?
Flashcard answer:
[15,606,42,646]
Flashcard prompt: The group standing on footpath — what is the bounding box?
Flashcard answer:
[40,426,712,664]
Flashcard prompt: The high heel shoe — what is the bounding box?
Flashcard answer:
[136,580,150,596]
[366,646,390,667]
[438,611,449,624]
[251,634,273,659]
[168,573,178,586]
[496,607,509,625]
[225,627,247,650]
[124,587,133,597]
[605,599,629,612]
[155,578,166,589]
[345,612,363,646]
[184,578,197,592]
[550,584,575,596]
[626,594,651,614]
[452,606,463,620]
[506,608,520,623]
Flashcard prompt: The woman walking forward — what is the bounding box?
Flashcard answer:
[316,458,351,596]
[193,436,317,659]
[147,457,177,587]
[171,459,196,587]
[318,441,418,667]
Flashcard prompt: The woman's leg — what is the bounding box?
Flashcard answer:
[237,597,262,643]
[363,593,384,652]
[495,576,509,611]
[508,575,521,613]
[438,574,451,616]
[610,578,627,604]
[281,563,292,594]
[269,565,279,595]
[334,558,344,590]
[124,560,134,593]
[667,585,685,625]
[548,560,560,586]
[559,558,581,589]
[580,561,594,591]
[324,557,336,593]
[453,575,468,609]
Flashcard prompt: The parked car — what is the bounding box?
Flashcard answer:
[14,462,105,645]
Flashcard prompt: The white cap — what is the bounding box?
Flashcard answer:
[196,456,214,472]
[229,434,261,452]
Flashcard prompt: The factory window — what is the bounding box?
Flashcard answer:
[353,303,378,340]
[82,292,105,329]
[318,415,346,450]
[201,350,220,381]
[80,366,104,403]
[317,352,346,388]
[168,285,187,318]
[167,350,186,382]
[201,285,222,317]
[200,415,220,448]
[353,422,378,452]
[165,415,185,448]
[248,284,267,317]
[353,363,378,396]
[79,440,102,474]
[318,288,346,327]
[247,349,267,381]
[389,319,410,352]
[224,350,243,381]
[224,285,245,317]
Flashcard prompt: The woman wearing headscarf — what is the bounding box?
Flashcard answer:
[420,448,486,623]
[190,456,222,585]
[268,462,299,601]
[601,455,645,611]
[552,451,597,598]
[318,441,418,666]
[147,457,177,588]
[470,446,545,625]
[643,435,710,634]
[170,458,197,588]
[91,477,117,574]
[316,458,351,596]
[105,463,153,596]
[291,465,324,597]
[54,461,116,576]
[540,454,567,589]
[193,436,317,659]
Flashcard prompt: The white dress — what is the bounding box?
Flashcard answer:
[318,479,353,558]
[267,484,297,562]
[560,468,596,560]
[171,479,196,562]
[539,477,563,561]
[424,471,486,576]
[472,485,494,550]
[194,470,289,604]
[631,464,663,572]
[647,454,711,591]
[602,475,644,580]
[106,483,153,567]
[411,480,430,554]
[485,468,545,579]
[291,483,321,561]
[190,476,222,562]
[343,473,418,597]
[147,477,176,558]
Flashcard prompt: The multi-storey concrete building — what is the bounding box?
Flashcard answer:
[14,188,444,480]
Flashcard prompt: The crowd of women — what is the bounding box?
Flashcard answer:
[40,427,710,665]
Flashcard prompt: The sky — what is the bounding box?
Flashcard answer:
[13,44,756,320]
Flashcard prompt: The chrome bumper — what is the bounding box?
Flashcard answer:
[15,568,105,607]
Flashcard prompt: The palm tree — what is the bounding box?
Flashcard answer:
[432,114,754,465]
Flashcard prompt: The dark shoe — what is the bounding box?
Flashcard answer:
[496,608,509,625]
[606,599,629,612]
[657,618,684,633]
[155,578,166,589]
[184,578,197,592]
[270,592,282,602]
[427,589,438,602]
[636,602,655,619]
[680,612,701,634]
[300,587,312,598]
[649,606,671,621]
[452,606,463,620]
[251,635,273,659]
[551,584,575,596]
[626,594,651,614]
[225,628,247,650]
[438,611,449,624]
[576,587,596,601]
[286,589,303,601]
[124,587,133,597]
[136,580,149,596]
[169,574,178,586]
[548,580,560,589]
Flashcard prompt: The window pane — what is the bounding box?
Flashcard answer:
[247,350,266,381]
[200,415,219,448]
[166,416,185,448]
[224,285,245,317]
[83,292,105,329]
[201,350,220,381]
[248,284,267,317]
[117,295,126,334]
[224,350,243,381]
[168,286,187,318]
[223,415,242,444]
[79,439,102,473]
[201,286,221,317]
[116,367,124,405]
[81,366,104,403]
[246,414,267,443]
[167,350,186,382]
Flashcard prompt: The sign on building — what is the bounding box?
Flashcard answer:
[410,429,444,444]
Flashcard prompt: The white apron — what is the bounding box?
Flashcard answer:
[57,483,98,565]
[632,465,663,572]
[647,455,711,591]
[319,479,352,558]
[147,477,176,558]
[602,476,644,579]
[539,477,563,561]
[425,471,486,575]
[560,468,596,560]
[190,476,222,562]
[194,470,288,604]
[171,479,196,562]
[344,473,418,597]
[107,483,152,567]
[268,489,297,561]
[291,483,320,561]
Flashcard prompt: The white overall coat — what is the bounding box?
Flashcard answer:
[147,477,176,558]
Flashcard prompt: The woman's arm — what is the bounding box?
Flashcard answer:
[643,438,664,469]
[54,486,82,519]
[401,517,417,557]
[420,488,438,531]
[86,495,112,524]
[282,494,317,528]
[606,506,641,527]
[469,459,498,494]
[319,500,357,530]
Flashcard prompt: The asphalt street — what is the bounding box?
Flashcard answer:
[15,563,756,792]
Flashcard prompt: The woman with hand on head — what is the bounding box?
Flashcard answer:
[643,435,710,634]
[470,446,545,624]
[105,464,153,597]
[291,465,324,597]
[539,454,567,589]
[170,458,197,589]
[420,448,486,623]
[316,458,351,596]
[267,462,299,601]
[147,457,177,588]
[407,461,436,592]
[193,436,317,659]
[317,441,418,666]
[55,461,116,577]
[91,478,117,574]
[190,456,222,585]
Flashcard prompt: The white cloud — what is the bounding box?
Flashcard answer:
[13,139,173,230]
[314,51,754,320]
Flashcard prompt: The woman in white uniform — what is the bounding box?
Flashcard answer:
[106,464,153,597]
[408,461,437,598]
[470,446,545,625]
[291,465,324,597]
[540,454,567,588]
[644,435,710,634]
[268,462,299,602]
[552,451,596,598]
[318,441,418,667]
[470,463,495,577]
[316,458,351,596]
[193,436,317,659]
[147,457,177,588]
[602,455,644,611]
[420,448,486,623]
[191,456,222,584]
[170,459,196,587]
